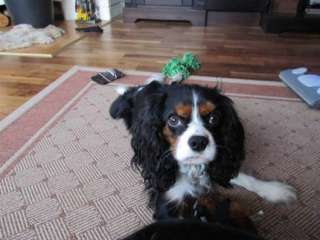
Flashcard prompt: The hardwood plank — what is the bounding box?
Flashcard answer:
[0,18,319,120]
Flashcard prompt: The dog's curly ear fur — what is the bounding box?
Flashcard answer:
[129,82,178,207]
[109,87,138,128]
[110,82,177,206]
[208,92,245,187]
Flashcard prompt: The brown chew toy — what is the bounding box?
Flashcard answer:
[201,195,257,233]
[175,192,257,234]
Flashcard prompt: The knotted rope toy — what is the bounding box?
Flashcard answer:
[161,52,201,83]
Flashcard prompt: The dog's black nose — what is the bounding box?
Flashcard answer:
[188,136,209,152]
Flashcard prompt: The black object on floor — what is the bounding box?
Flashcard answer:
[91,69,125,85]
[260,0,320,33]
[75,25,103,33]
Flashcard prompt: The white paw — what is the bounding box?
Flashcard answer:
[257,181,297,203]
[115,86,128,95]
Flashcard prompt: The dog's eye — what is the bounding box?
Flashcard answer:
[168,115,181,127]
[208,112,219,126]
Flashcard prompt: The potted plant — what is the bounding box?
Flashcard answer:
[5,0,54,28]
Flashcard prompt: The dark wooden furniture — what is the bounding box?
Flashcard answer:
[123,0,207,26]
[204,0,270,25]
[261,0,320,33]
[123,0,271,26]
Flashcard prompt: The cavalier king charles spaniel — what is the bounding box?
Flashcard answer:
[110,81,296,225]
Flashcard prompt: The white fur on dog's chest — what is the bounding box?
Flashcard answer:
[165,164,211,202]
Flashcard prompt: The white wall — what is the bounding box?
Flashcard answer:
[56,0,76,20]
[97,0,124,21]
[110,0,124,19]
[56,0,123,21]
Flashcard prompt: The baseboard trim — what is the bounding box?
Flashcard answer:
[123,6,206,26]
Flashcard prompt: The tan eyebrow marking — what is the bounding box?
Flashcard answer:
[175,104,192,118]
[199,101,215,116]
[163,125,177,149]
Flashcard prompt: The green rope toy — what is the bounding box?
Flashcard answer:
[161,52,201,82]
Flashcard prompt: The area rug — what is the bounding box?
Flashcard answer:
[0,66,319,240]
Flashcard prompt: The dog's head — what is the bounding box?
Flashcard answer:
[110,82,245,197]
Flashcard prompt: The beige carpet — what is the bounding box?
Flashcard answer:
[0,67,319,240]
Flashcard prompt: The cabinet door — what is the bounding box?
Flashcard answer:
[182,0,192,6]
[145,0,182,6]
[193,0,206,9]
[125,0,145,6]
[125,0,134,6]
[272,0,299,14]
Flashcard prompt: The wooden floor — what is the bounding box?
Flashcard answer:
[0,19,320,120]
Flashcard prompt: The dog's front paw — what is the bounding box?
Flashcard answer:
[257,181,297,203]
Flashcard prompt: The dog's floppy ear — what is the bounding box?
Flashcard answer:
[109,82,165,128]
[109,86,137,128]
[129,82,178,206]
[208,90,245,187]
